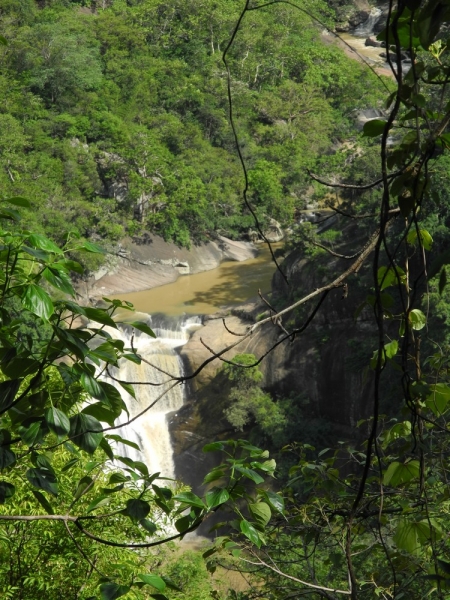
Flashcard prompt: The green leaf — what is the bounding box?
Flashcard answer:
[74,476,93,501]
[0,379,21,412]
[0,208,20,221]
[426,383,450,416]
[0,481,15,503]
[79,240,106,254]
[203,442,224,453]
[84,307,117,328]
[138,575,166,592]
[394,519,435,555]
[249,502,271,527]
[41,267,75,297]
[175,514,192,533]
[69,413,103,454]
[26,467,58,496]
[32,490,54,514]
[27,234,63,255]
[5,196,30,208]
[240,519,262,547]
[45,407,70,437]
[124,499,150,522]
[234,466,264,484]
[409,309,426,331]
[0,447,16,470]
[100,582,130,600]
[205,487,229,509]
[19,420,44,446]
[384,339,398,359]
[406,228,433,250]
[107,435,139,451]
[0,35,7,46]
[377,266,406,291]
[203,468,226,484]
[127,321,156,338]
[173,491,205,508]
[87,495,110,513]
[263,491,285,514]
[22,285,54,320]
[82,403,117,426]
[363,119,387,137]
[80,373,108,401]
[383,460,420,486]
[140,518,157,533]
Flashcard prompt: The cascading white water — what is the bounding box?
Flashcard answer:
[100,316,202,479]
[353,7,382,38]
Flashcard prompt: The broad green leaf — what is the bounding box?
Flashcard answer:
[5,197,30,207]
[203,442,224,453]
[74,476,93,501]
[127,321,156,338]
[41,267,75,297]
[32,490,54,514]
[0,379,20,412]
[249,502,271,527]
[0,447,16,470]
[69,413,103,454]
[87,495,110,513]
[173,491,205,508]
[205,487,229,509]
[45,407,70,437]
[363,119,387,137]
[109,472,128,484]
[82,403,117,426]
[426,383,450,416]
[240,519,262,548]
[384,339,398,359]
[124,498,150,522]
[19,420,44,446]
[100,582,130,600]
[22,285,54,320]
[0,481,15,503]
[27,234,63,255]
[26,467,58,496]
[138,575,166,592]
[383,460,420,486]
[140,519,157,533]
[234,466,264,484]
[409,309,426,331]
[0,35,7,46]
[394,519,436,555]
[175,514,192,533]
[263,491,285,514]
[377,266,406,291]
[79,240,106,254]
[84,307,117,328]
[107,434,140,451]
[407,228,433,250]
[203,468,226,484]
[80,373,108,401]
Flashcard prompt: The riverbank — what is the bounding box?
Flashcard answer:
[80,233,258,302]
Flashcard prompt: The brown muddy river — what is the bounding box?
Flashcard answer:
[114,244,280,316]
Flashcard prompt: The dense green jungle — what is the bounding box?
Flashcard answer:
[2,0,450,599]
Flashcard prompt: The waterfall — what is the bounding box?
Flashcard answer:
[100,315,202,479]
[353,7,382,38]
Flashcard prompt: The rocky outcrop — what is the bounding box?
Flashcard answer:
[85,234,258,299]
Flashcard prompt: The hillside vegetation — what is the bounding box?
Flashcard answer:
[0,0,385,253]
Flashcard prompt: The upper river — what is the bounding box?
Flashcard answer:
[113,243,279,316]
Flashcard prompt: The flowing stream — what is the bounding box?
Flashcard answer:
[106,246,278,479]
